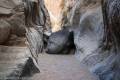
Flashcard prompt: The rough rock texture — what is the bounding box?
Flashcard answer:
[66,0,120,80]
[44,0,64,32]
[74,6,104,62]
[0,19,11,44]
[0,0,49,79]
[0,46,40,80]
[0,0,26,37]
[59,0,119,80]
[61,0,104,63]
[92,0,120,80]
[44,0,76,32]
[24,0,51,58]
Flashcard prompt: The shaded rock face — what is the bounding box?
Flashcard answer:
[91,0,120,80]
[0,46,40,80]
[62,0,104,63]
[0,19,11,44]
[0,0,26,46]
[68,0,120,80]
[46,28,74,54]
[7,12,26,37]
[0,0,45,79]
[0,0,26,38]
[1,46,41,80]
[74,6,104,62]
[20,57,40,77]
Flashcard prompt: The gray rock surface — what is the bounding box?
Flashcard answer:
[74,6,104,62]
[46,29,74,54]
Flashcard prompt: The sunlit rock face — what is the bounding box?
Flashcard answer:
[44,0,76,32]
[44,0,63,32]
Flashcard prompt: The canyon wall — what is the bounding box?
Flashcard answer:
[0,0,120,80]
[0,0,51,79]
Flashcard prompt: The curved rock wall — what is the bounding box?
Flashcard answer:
[0,0,42,79]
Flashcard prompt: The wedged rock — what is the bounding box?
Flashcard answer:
[46,29,74,54]
[0,19,11,44]
[0,46,40,80]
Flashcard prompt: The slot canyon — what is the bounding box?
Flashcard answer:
[0,0,119,80]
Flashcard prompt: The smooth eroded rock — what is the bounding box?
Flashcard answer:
[46,29,74,54]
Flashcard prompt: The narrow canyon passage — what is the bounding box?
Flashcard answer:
[32,53,98,80]
[0,0,120,80]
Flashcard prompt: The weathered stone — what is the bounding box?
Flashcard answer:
[74,6,104,62]
[7,13,26,37]
[0,0,25,37]
[0,19,11,44]
[46,29,74,54]
[0,0,22,16]
[0,46,40,80]
[92,0,120,80]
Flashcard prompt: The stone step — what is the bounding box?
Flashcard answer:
[0,45,39,80]
[0,45,27,53]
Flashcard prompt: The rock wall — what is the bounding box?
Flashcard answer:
[47,0,119,80]
[0,0,120,80]
[44,0,64,32]
[0,0,48,79]
[0,0,25,36]
[0,0,25,45]
[66,0,120,80]
[44,0,76,32]
[59,0,104,63]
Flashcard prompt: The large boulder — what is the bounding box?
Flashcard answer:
[0,20,11,44]
[46,29,74,54]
